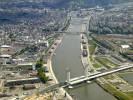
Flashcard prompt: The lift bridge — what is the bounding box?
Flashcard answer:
[39,63,133,93]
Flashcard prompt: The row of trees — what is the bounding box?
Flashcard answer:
[90,35,114,51]
[12,45,38,58]
[119,52,133,62]
[61,17,71,31]
[35,58,48,83]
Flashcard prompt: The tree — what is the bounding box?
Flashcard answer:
[36,58,48,83]
[35,60,43,69]
[38,68,48,83]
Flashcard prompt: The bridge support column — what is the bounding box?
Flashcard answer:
[67,71,70,84]
[84,64,91,83]
[84,64,89,78]
[66,69,73,89]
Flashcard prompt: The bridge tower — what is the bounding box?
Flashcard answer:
[84,64,89,78]
[84,64,91,83]
[66,68,73,88]
[66,68,71,84]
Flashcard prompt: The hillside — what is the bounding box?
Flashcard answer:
[89,3,133,34]
[0,0,132,8]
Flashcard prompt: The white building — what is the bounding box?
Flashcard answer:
[120,45,130,53]
[0,45,14,55]
[0,54,12,65]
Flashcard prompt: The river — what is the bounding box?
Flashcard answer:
[52,34,116,100]
[52,14,117,100]
[119,72,133,85]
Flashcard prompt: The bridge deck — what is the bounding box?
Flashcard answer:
[69,72,100,84]
[38,64,133,93]
[69,64,133,86]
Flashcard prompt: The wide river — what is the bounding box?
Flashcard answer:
[52,35,117,100]
[52,16,117,100]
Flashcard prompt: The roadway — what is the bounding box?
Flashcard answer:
[37,63,133,92]
[69,63,133,85]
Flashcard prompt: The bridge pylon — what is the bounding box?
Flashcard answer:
[84,64,91,83]
[84,64,89,78]
[66,70,70,84]
[66,68,73,89]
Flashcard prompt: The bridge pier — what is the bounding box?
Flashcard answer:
[84,64,92,78]
[67,70,70,83]
[66,69,73,89]
[84,64,91,83]
[84,64,89,78]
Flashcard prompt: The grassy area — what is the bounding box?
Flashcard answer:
[119,72,133,75]
[98,82,133,100]
[48,38,54,45]
[93,61,102,68]
[88,39,97,63]
[103,75,115,80]
[125,49,133,55]
[127,92,133,98]
[88,40,97,56]
[96,57,118,68]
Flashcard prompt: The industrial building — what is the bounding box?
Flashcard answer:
[5,77,41,86]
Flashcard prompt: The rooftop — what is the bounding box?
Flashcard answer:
[0,54,11,58]
[1,45,11,48]
[121,45,130,49]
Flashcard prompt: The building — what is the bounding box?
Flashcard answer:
[0,45,14,55]
[0,54,12,65]
[5,77,41,86]
[120,45,130,53]
[23,84,36,90]
[37,40,49,47]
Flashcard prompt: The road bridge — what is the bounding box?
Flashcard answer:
[68,64,133,85]
[39,82,67,93]
[39,63,133,93]
[55,31,85,35]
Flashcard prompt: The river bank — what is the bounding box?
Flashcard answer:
[80,33,117,100]
[47,35,73,100]
[84,34,133,100]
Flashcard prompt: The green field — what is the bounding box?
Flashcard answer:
[88,40,97,55]
[127,92,133,98]
[93,61,102,68]
[96,57,118,68]
[100,83,133,100]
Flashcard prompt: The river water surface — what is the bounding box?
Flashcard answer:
[52,34,117,100]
